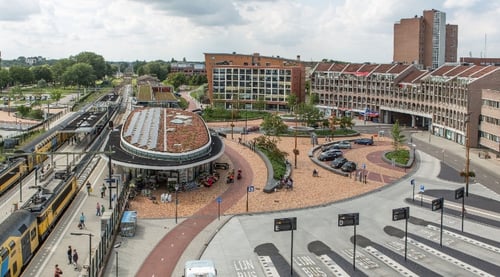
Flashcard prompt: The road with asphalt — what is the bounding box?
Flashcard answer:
[199,128,500,276]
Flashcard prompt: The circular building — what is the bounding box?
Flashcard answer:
[106,107,224,191]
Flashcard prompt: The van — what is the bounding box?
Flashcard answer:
[183,260,217,277]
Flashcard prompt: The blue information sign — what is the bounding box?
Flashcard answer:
[216,196,222,203]
[247,185,255,192]
[419,185,425,192]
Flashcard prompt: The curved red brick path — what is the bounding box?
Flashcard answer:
[135,146,251,276]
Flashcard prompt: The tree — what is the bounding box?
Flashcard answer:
[287,93,298,113]
[329,114,340,140]
[167,72,187,90]
[145,61,169,81]
[339,116,355,129]
[16,105,32,117]
[391,120,406,150]
[50,90,63,104]
[31,65,53,83]
[51,58,75,83]
[61,63,96,87]
[73,52,107,79]
[9,66,33,85]
[0,69,11,91]
[296,103,322,127]
[260,113,288,136]
[308,93,319,105]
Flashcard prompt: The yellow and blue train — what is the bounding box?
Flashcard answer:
[0,168,79,277]
[0,129,73,196]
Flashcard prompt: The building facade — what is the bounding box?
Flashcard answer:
[204,52,306,111]
[170,62,206,76]
[394,9,458,69]
[479,89,500,154]
[311,62,500,148]
[460,57,500,66]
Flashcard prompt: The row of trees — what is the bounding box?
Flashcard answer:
[1,55,208,91]
[0,52,116,89]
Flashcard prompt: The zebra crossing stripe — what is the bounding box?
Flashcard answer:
[257,256,280,277]
[317,254,350,276]
[364,246,418,277]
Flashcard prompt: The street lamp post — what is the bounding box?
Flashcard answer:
[175,184,179,224]
[294,111,298,169]
[465,113,471,197]
[230,104,234,140]
[70,232,93,277]
[19,167,24,203]
[115,251,119,277]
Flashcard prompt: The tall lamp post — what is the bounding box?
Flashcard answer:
[108,146,113,209]
[230,105,234,140]
[465,113,471,197]
[175,184,179,224]
[293,107,298,169]
[70,232,93,277]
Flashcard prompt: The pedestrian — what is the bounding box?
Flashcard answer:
[101,204,105,215]
[96,202,101,216]
[54,264,63,277]
[67,246,72,265]
[79,212,86,229]
[72,249,79,270]
[100,183,106,198]
[86,182,91,195]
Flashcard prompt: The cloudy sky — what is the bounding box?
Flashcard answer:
[0,0,498,63]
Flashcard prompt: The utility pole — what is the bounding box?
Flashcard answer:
[465,113,471,196]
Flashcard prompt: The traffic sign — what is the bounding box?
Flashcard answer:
[362,163,366,169]
[274,217,297,232]
[432,198,444,211]
[392,207,410,221]
[247,185,255,192]
[455,187,465,200]
[419,185,425,193]
[216,196,222,203]
[410,179,415,185]
[105,178,116,183]
[338,213,359,227]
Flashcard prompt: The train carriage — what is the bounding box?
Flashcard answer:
[0,159,27,195]
[0,210,38,277]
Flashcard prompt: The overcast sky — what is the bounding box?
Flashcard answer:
[1,0,498,63]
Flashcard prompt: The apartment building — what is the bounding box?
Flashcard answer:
[460,57,500,66]
[311,62,500,148]
[170,62,206,76]
[204,52,306,111]
[480,89,500,154]
[394,9,458,69]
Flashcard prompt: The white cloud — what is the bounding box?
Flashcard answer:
[0,0,498,62]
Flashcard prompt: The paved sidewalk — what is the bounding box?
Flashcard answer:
[411,130,500,194]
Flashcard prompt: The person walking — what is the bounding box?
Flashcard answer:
[96,202,101,216]
[100,204,105,215]
[79,213,86,229]
[100,183,106,198]
[72,249,79,270]
[54,264,63,277]
[86,182,91,195]
[67,246,72,265]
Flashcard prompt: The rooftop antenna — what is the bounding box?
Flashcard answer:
[484,33,487,58]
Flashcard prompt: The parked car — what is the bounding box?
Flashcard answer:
[341,161,357,172]
[318,150,343,161]
[331,157,348,168]
[332,141,352,149]
[354,138,374,145]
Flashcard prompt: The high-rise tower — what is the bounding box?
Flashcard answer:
[394,9,458,69]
